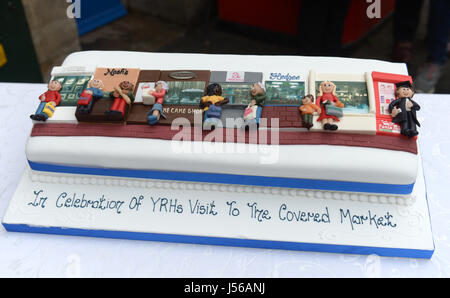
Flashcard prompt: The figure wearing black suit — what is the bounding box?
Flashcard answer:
[388,97,420,138]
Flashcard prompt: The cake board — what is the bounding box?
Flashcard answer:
[1,155,434,259]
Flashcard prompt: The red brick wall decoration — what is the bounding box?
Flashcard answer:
[31,123,417,154]
[261,106,302,128]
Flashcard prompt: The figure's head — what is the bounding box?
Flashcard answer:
[119,81,134,91]
[319,81,336,95]
[251,82,265,96]
[48,80,62,91]
[395,81,414,98]
[302,94,314,105]
[206,83,222,96]
[88,79,104,90]
[155,81,168,92]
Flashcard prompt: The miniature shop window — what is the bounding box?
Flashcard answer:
[53,75,92,106]
[308,71,377,116]
[209,71,263,106]
[221,83,254,105]
[165,81,206,105]
[314,81,370,114]
[377,81,396,116]
[264,81,306,106]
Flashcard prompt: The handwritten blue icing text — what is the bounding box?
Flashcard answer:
[55,192,124,214]
[278,204,330,223]
[269,73,301,81]
[340,208,397,230]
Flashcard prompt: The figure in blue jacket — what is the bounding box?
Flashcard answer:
[76,79,104,114]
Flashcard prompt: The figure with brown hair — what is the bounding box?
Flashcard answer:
[316,81,344,131]
[242,82,266,129]
[30,80,62,121]
[106,81,135,117]
[299,94,320,129]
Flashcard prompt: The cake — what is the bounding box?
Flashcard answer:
[2,51,434,258]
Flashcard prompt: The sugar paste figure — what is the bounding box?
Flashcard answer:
[147,80,169,125]
[316,81,344,131]
[388,81,420,138]
[299,94,321,130]
[30,80,62,121]
[106,81,135,117]
[243,82,266,129]
[200,83,229,130]
[77,79,104,114]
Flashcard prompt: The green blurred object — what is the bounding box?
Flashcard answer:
[53,75,92,106]
[0,0,42,83]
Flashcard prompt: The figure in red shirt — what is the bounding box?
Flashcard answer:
[147,80,169,125]
[316,81,344,131]
[30,80,62,121]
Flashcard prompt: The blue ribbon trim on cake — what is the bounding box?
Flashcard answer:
[28,161,415,195]
[1,223,434,259]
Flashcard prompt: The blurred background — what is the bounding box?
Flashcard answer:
[0,0,448,93]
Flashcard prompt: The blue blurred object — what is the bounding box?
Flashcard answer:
[71,0,127,35]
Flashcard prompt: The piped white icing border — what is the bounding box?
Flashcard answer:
[28,170,415,206]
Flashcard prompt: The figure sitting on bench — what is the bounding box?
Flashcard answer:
[30,80,62,122]
[147,80,169,126]
[76,79,104,114]
[105,81,135,118]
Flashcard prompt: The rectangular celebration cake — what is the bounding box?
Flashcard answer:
[2,51,434,258]
[25,51,418,201]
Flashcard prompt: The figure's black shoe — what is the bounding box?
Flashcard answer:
[408,130,418,138]
[30,114,46,121]
[330,124,338,131]
[323,123,331,130]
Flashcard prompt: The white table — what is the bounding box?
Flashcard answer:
[0,82,448,278]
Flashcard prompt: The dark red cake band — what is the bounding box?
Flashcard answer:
[30,123,418,154]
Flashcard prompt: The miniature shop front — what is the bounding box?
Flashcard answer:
[29,66,419,153]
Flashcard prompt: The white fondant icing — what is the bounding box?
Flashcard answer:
[26,136,418,186]
[26,51,417,197]
[62,51,408,75]
[2,161,433,256]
